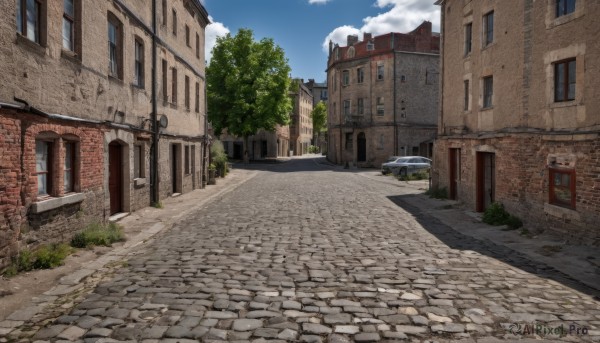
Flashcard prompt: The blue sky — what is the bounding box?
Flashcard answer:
[201,0,440,82]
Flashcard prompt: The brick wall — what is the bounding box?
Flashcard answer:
[0,110,105,269]
[434,134,600,245]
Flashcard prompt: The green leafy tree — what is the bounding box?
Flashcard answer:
[310,101,327,151]
[207,29,292,163]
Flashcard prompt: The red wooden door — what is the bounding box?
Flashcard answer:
[109,142,122,215]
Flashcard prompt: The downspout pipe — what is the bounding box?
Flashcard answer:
[151,0,159,204]
[392,33,398,156]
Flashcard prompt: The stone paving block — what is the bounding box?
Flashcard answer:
[299,334,323,343]
[233,319,263,331]
[354,332,381,342]
[334,326,360,334]
[32,325,68,340]
[56,326,86,340]
[303,323,332,334]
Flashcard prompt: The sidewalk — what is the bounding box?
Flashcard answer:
[0,168,257,328]
[352,166,600,298]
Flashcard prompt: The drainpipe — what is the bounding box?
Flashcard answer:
[151,0,159,204]
[392,33,398,156]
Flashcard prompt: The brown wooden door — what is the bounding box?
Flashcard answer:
[109,142,122,215]
[449,148,460,200]
[476,152,495,212]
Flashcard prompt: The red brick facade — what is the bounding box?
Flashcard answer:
[434,134,600,244]
[0,109,106,267]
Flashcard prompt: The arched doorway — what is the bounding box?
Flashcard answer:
[108,141,123,214]
[357,132,366,162]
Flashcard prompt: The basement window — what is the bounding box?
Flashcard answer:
[549,168,576,209]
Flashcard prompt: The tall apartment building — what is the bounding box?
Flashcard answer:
[0,0,209,268]
[290,80,314,156]
[433,0,599,243]
[326,22,439,167]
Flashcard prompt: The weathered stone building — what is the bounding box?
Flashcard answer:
[290,81,314,156]
[219,126,290,160]
[304,79,327,152]
[305,79,328,108]
[433,0,599,244]
[0,0,209,268]
[326,22,439,167]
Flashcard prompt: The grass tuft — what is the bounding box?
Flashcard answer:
[71,222,126,248]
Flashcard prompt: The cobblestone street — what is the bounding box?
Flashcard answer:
[4,157,600,342]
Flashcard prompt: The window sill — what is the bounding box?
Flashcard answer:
[61,49,81,64]
[108,75,124,85]
[131,84,146,93]
[480,106,494,112]
[15,34,46,56]
[481,42,495,52]
[134,178,146,187]
[32,193,85,214]
[549,101,578,109]
[548,11,583,29]
[170,103,178,109]
[544,202,579,220]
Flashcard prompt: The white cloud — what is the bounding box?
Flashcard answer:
[308,0,332,4]
[205,16,230,63]
[322,0,440,53]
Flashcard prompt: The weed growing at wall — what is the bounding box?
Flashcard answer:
[3,243,72,276]
[483,202,523,230]
[71,222,126,248]
[425,187,448,199]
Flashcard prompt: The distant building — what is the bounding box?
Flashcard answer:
[305,79,328,107]
[304,79,327,152]
[219,127,290,160]
[326,22,439,167]
[290,81,314,156]
[433,0,599,244]
[0,0,209,269]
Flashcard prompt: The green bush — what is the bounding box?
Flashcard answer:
[506,215,523,230]
[17,249,34,272]
[3,244,72,276]
[71,222,126,248]
[482,202,523,229]
[211,140,229,177]
[33,244,72,269]
[425,187,448,199]
[308,145,319,154]
[482,202,510,225]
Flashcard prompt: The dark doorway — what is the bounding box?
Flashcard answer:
[357,132,366,162]
[233,142,243,160]
[171,144,180,194]
[108,142,123,215]
[261,140,268,158]
[449,148,461,200]
[477,152,495,211]
[191,145,196,189]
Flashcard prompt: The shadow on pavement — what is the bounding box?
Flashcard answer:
[233,156,367,174]
[387,194,600,300]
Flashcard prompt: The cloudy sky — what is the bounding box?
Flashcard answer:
[202,0,440,82]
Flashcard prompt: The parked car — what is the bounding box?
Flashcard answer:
[381,156,431,176]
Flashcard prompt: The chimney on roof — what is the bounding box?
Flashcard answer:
[347,35,359,46]
[329,40,333,54]
[363,33,372,41]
